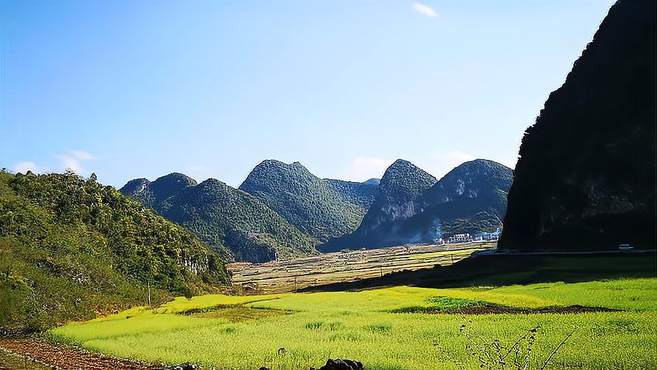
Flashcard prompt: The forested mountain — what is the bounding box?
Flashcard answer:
[121,173,317,262]
[422,159,512,208]
[325,179,378,210]
[239,160,376,241]
[500,0,656,250]
[356,159,437,234]
[320,159,512,251]
[404,159,512,242]
[362,178,381,186]
[0,171,227,331]
[121,172,196,209]
[118,157,514,259]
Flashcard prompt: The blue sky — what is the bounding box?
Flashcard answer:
[1,0,615,187]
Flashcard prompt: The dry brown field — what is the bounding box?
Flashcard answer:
[227,241,496,293]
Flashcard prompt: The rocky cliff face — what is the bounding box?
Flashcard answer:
[499,0,656,250]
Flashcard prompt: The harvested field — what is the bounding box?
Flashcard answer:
[227,242,495,293]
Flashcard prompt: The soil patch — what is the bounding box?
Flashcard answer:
[178,304,292,322]
[451,304,620,314]
[391,304,620,315]
[0,338,160,370]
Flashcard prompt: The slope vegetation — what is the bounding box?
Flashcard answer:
[121,173,317,262]
[0,171,227,332]
[239,160,376,242]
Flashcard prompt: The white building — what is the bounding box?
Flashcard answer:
[447,233,471,243]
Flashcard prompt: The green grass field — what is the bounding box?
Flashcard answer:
[50,277,657,369]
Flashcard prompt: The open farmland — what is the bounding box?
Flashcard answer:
[227,242,496,293]
[50,276,657,370]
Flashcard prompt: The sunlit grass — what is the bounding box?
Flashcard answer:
[156,293,285,313]
[408,249,483,260]
[50,278,657,369]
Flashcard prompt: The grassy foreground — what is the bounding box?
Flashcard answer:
[50,278,657,369]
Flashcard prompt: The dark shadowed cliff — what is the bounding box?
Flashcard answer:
[499,0,656,250]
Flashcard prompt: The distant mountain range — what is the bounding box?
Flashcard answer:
[500,0,656,250]
[320,159,512,252]
[121,158,512,261]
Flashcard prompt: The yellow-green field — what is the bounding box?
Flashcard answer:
[50,278,657,369]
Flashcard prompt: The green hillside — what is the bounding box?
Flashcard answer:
[324,179,378,211]
[239,160,374,242]
[121,173,197,209]
[357,159,437,233]
[159,179,318,262]
[0,171,227,332]
[121,173,317,262]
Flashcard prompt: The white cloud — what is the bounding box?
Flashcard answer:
[68,150,95,161]
[57,155,82,173]
[14,161,39,174]
[412,2,438,18]
[57,150,96,174]
[341,157,394,182]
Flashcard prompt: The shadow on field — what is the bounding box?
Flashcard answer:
[301,252,657,292]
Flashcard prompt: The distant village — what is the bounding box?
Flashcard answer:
[437,228,502,245]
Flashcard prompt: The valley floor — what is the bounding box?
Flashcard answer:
[46,275,657,369]
[227,242,494,293]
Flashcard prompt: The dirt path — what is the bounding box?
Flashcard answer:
[0,338,161,370]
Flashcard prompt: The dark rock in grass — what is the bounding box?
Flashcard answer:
[314,358,364,370]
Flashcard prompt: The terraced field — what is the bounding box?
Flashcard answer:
[228,242,495,293]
